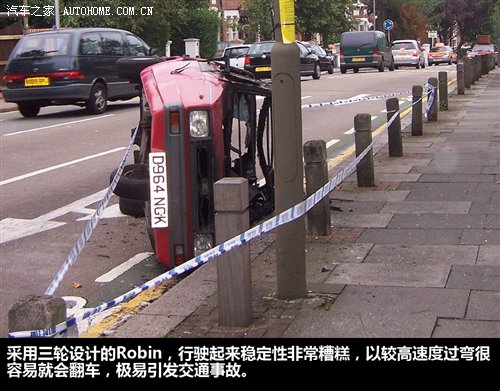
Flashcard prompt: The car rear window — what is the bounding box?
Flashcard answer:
[392,42,414,50]
[341,32,375,46]
[248,42,275,55]
[472,44,495,52]
[12,33,70,59]
[430,47,448,52]
[224,47,250,58]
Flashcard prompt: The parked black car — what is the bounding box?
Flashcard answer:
[301,42,334,74]
[2,27,155,117]
[244,40,321,80]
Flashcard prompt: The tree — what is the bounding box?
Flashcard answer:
[241,0,275,42]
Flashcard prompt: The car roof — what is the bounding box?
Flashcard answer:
[224,45,250,50]
[23,27,130,36]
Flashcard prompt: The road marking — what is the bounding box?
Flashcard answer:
[3,114,115,137]
[301,95,312,100]
[95,252,154,283]
[0,218,65,244]
[326,138,340,149]
[0,148,126,186]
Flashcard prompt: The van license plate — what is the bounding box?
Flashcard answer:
[352,57,365,62]
[24,77,49,87]
[256,66,271,72]
[149,152,168,228]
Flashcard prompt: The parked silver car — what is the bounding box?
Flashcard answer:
[391,39,425,69]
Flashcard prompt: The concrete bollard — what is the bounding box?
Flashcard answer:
[8,295,66,336]
[214,177,252,327]
[438,71,448,111]
[457,63,465,95]
[474,56,482,81]
[412,85,423,136]
[304,140,331,237]
[354,113,375,187]
[481,54,489,75]
[463,57,472,88]
[386,98,403,157]
[427,77,438,122]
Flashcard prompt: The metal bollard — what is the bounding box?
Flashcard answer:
[438,71,448,111]
[214,177,252,327]
[386,98,403,156]
[304,140,331,237]
[8,295,67,337]
[457,63,465,95]
[354,113,375,187]
[427,77,438,121]
[412,85,423,136]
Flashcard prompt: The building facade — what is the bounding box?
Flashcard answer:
[210,0,246,43]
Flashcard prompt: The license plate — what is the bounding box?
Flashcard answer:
[24,77,49,87]
[149,152,168,228]
[398,53,410,56]
[352,57,365,62]
[255,66,271,72]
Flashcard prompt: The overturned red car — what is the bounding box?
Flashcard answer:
[111,56,275,268]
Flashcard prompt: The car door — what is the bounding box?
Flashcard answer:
[297,42,315,75]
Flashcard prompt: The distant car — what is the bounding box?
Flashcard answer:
[428,44,454,65]
[244,40,322,80]
[222,45,250,69]
[467,43,498,65]
[2,27,155,117]
[391,39,425,69]
[301,42,334,74]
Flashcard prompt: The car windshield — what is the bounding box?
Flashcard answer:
[342,32,374,46]
[472,44,495,52]
[224,47,249,58]
[248,42,275,55]
[12,33,70,59]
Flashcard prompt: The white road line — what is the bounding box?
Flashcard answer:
[95,252,153,283]
[326,138,340,149]
[301,95,312,100]
[3,114,115,137]
[0,148,126,186]
[349,93,371,100]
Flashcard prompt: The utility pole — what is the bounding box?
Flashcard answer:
[54,0,60,29]
[272,0,306,300]
[372,0,376,30]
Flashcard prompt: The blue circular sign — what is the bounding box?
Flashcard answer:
[383,19,394,31]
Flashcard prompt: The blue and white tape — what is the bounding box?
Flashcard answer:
[8,108,404,339]
[44,126,140,297]
[424,82,436,120]
[301,90,411,110]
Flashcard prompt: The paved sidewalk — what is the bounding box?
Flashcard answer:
[109,68,500,339]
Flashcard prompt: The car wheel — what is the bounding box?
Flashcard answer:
[328,63,334,74]
[86,83,107,114]
[116,56,164,83]
[18,103,40,118]
[312,63,321,79]
[110,164,149,201]
[415,61,421,69]
[353,68,359,73]
[395,65,399,70]
[118,197,145,218]
[340,67,347,74]
[378,60,385,72]
[389,60,395,71]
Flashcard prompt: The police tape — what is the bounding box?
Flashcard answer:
[424,82,436,120]
[301,90,411,110]
[10,83,436,338]
[7,107,405,338]
[44,126,140,297]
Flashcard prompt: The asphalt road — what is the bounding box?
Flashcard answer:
[0,63,457,336]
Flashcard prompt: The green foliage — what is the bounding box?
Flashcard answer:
[170,9,220,58]
[241,0,275,42]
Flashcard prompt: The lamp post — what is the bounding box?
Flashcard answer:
[372,0,376,30]
[54,0,60,29]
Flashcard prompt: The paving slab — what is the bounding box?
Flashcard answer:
[398,182,477,201]
[388,214,485,229]
[331,285,469,318]
[330,190,409,202]
[331,213,393,228]
[411,165,486,175]
[465,291,500,321]
[329,199,385,214]
[431,154,497,166]
[432,319,500,338]
[482,166,500,175]
[283,310,436,338]
[364,244,478,265]
[111,314,186,338]
[460,229,500,245]
[417,174,495,183]
[477,246,500,266]
[380,201,471,214]
[375,173,422,182]
[357,228,462,245]
[445,132,494,142]
[446,265,500,290]
[326,263,450,288]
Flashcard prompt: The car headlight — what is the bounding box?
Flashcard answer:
[189,110,210,138]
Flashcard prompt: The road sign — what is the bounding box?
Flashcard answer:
[383,19,394,31]
[428,31,438,39]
